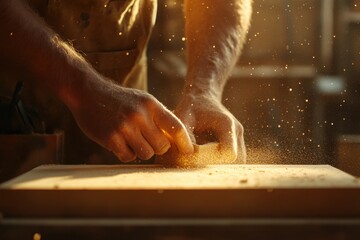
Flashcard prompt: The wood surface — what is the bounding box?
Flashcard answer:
[1,164,359,189]
[1,164,360,219]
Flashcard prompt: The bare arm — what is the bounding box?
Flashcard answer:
[0,0,193,162]
[0,0,79,106]
[175,0,252,163]
[184,0,252,97]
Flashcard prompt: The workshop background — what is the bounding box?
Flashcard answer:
[148,0,360,172]
[0,0,360,180]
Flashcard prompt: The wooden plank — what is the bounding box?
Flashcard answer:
[1,164,359,189]
[1,164,360,218]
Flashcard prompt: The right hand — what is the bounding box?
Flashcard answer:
[66,75,194,162]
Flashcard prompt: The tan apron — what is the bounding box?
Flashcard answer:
[0,0,157,164]
[42,0,157,90]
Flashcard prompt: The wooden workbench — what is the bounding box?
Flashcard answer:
[1,164,360,219]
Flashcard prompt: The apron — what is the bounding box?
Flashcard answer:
[42,0,157,90]
[0,0,157,164]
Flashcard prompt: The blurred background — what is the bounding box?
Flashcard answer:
[147,0,360,172]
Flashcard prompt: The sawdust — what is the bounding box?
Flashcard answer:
[155,133,325,168]
[245,134,325,165]
[155,142,239,168]
[246,145,325,165]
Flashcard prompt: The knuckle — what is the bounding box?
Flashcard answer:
[106,135,122,152]
[140,94,158,109]
[125,109,153,128]
[126,111,144,124]
[137,147,154,160]
[119,122,139,137]
[154,141,170,155]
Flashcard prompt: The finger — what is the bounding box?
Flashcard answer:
[142,125,171,155]
[212,121,238,162]
[123,127,155,160]
[176,111,196,143]
[236,123,247,163]
[187,129,196,143]
[154,108,194,154]
[182,121,196,143]
[108,135,136,163]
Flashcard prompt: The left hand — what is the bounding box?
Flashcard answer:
[174,93,246,163]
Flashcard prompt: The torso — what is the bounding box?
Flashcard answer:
[28,0,156,52]
[0,0,158,165]
[26,0,157,89]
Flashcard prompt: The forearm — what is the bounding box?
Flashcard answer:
[0,1,195,160]
[184,0,252,100]
[0,0,95,110]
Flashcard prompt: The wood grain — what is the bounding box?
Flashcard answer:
[0,164,359,189]
[1,164,360,218]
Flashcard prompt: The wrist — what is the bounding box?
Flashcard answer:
[57,66,89,112]
[182,81,222,101]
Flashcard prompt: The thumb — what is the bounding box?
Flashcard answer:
[154,107,194,154]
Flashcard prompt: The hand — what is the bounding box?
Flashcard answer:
[174,93,246,163]
[66,75,194,162]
